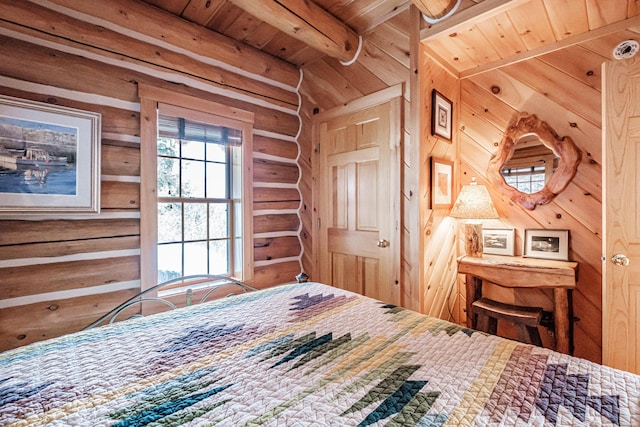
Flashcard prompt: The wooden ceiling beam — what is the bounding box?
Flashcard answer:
[419,0,529,41]
[226,0,361,63]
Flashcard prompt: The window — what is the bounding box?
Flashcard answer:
[156,115,243,282]
[139,85,254,291]
[501,164,547,194]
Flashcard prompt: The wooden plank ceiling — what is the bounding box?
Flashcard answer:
[139,0,640,75]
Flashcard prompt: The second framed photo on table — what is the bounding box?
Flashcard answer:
[523,229,569,261]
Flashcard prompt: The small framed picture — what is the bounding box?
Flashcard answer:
[482,228,515,256]
[431,89,452,141]
[523,229,569,261]
[430,157,453,208]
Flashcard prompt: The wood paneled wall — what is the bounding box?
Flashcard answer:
[299,4,609,364]
[0,0,302,351]
[452,35,609,363]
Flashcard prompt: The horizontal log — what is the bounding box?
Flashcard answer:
[0,218,140,245]
[253,158,300,184]
[42,0,299,87]
[102,144,141,177]
[252,260,302,288]
[254,200,300,211]
[0,235,140,261]
[253,135,299,160]
[254,236,301,261]
[101,181,140,209]
[254,213,300,233]
[254,187,301,202]
[0,288,139,351]
[0,86,140,136]
[0,2,298,109]
[2,255,140,298]
[0,35,139,103]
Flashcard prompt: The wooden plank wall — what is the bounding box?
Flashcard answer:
[451,34,613,363]
[0,0,302,351]
[299,4,609,363]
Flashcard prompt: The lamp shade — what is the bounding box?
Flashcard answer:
[450,179,499,219]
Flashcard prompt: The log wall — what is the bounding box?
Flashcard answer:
[0,0,302,351]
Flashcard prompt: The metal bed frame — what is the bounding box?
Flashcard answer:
[84,274,258,330]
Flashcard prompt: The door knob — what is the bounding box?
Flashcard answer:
[611,254,630,266]
[377,239,390,248]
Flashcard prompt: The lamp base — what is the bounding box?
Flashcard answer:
[464,222,484,258]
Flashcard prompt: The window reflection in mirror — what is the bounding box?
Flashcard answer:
[500,135,558,194]
[487,112,581,210]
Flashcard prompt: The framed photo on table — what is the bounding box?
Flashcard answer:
[482,228,515,256]
[0,95,101,216]
[523,229,569,261]
[431,89,452,141]
[430,157,453,208]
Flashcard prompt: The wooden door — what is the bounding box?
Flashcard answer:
[603,57,640,374]
[317,93,401,305]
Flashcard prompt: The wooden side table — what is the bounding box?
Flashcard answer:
[457,254,578,354]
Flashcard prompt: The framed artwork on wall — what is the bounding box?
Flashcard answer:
[430,157,453,208]
[0,95,101,216]
[431,89,452,141]
[482,228,515,256]
[523,229,569,261]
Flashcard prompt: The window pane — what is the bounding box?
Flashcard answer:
[184,241,208,275]
[206,142,226,162]
[158,203,182,243]
[209,203,229,239]
[182,140,205,160]
[157,157,179,197]
[209,240,229,275]
[157,137,179,157]
[184,203,208,241]
[206,162,227,198]
[182,159,205,198]
[158,243,182,281]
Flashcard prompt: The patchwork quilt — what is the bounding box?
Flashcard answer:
[1,282,639,426]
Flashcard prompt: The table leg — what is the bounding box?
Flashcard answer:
[553,288,573,354]
[465,275,482,329]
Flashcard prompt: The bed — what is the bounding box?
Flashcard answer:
[1,281,639,426]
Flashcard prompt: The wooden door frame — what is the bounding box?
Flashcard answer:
[311,84,403,290]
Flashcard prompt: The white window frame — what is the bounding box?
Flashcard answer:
[139,84,254,292]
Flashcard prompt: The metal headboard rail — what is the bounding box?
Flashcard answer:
[84,274,258,330]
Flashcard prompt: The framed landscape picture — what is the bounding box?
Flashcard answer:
[0,95,101,215]
[482,228,515,256]
[523,229,569,261]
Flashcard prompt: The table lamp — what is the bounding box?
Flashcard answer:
[449,177,499,257]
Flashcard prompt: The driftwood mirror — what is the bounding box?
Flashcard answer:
[487,112,581,210]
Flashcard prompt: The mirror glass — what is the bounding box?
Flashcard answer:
[499,134,558,194]
[487,113,581,210]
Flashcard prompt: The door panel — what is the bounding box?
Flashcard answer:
[603,57,640,374]
[318,99,400,305]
